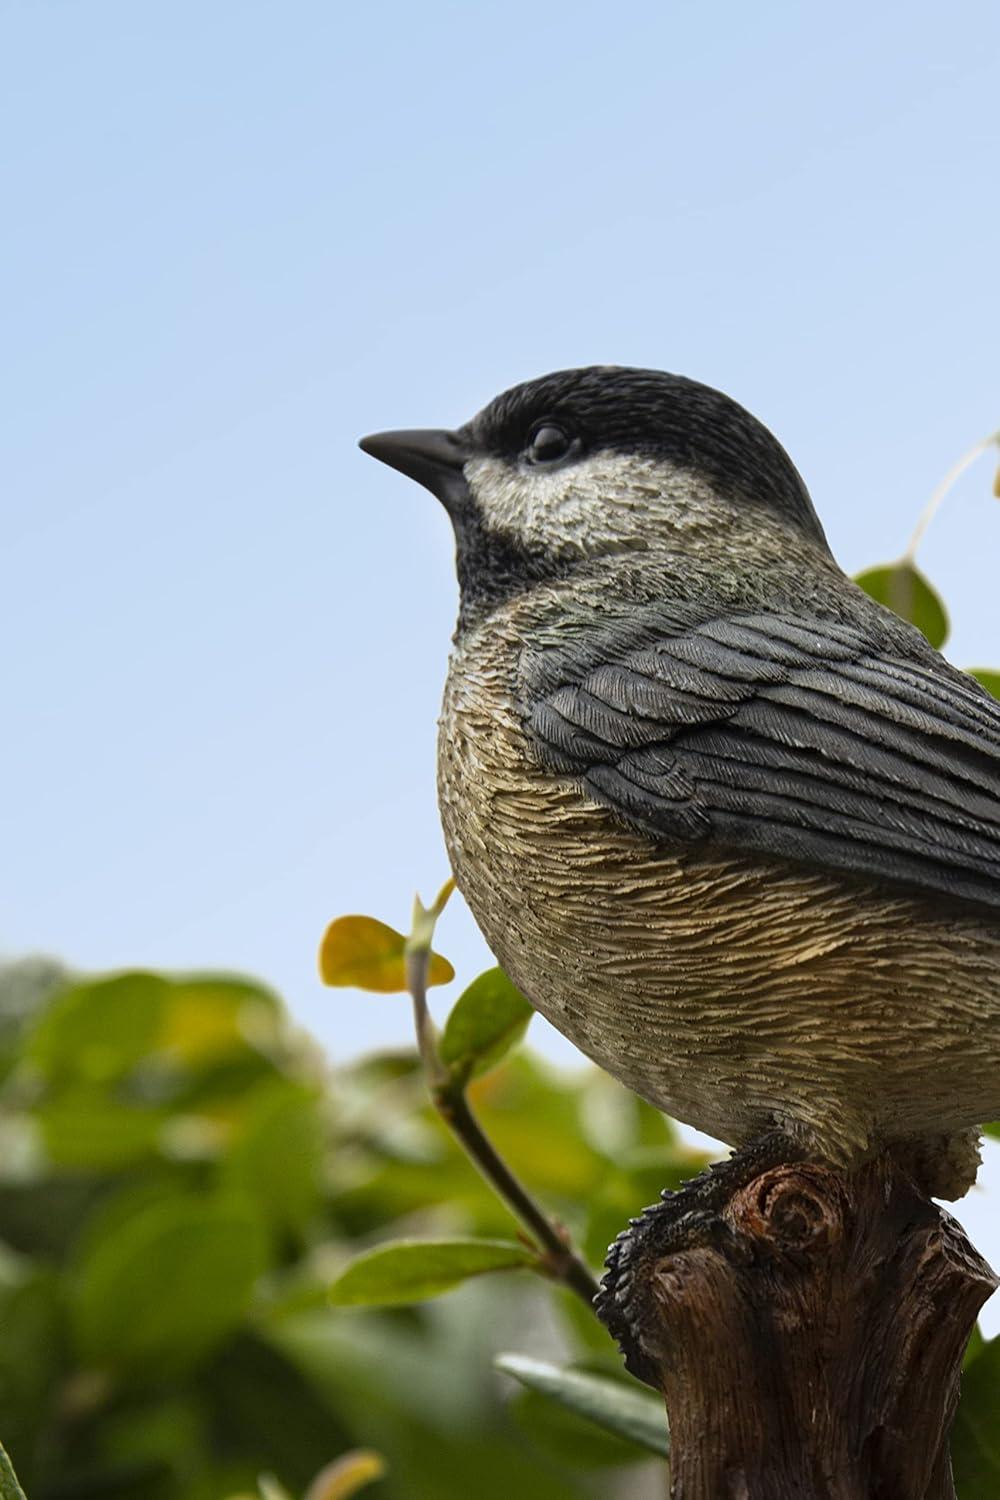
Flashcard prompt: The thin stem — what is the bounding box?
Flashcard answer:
[405,948,445,1087]
[433,1081,601,1308]
[404,880,454,1087]
[404,886,601,1311]
[903,429,1000,562]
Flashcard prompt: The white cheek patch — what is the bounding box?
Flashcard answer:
[464,452,722,557]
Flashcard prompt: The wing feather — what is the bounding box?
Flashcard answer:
[524,607,1000,911]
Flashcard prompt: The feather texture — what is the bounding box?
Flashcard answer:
[523,608,1000,911]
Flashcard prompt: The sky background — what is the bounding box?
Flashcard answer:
[4,1,1000,1319]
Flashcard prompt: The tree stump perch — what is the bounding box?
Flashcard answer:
[597,1154,997,1499]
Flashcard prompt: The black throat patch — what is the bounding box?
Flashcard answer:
[451,501,572,635]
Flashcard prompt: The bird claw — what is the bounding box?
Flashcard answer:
[596,1132,803,1386]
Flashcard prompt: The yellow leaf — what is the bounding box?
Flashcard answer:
[318,915,453,992]
[424,952,455,987]
[304,1451,387,1500]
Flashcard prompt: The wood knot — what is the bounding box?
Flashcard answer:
[731,1163,844,1254]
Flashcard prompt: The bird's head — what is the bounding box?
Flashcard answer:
[360,365,828,629]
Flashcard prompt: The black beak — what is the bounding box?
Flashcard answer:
[358,427,470,512]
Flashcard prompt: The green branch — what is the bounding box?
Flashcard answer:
[404,884,601,1310]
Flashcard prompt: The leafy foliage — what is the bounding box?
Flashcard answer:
[3,944,995,1499]
[0,958,687,1499]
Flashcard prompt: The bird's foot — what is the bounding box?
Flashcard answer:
[596,1131,805,1387]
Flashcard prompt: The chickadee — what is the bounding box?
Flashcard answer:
[360,366,1000,1202]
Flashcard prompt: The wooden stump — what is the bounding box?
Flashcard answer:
[599,1155,997,1499]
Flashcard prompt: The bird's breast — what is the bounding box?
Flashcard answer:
[437,621,1000,1158]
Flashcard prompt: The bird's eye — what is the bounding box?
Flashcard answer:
[526,423,573,466]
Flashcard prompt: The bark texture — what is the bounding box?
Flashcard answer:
[600,1156,997,1500]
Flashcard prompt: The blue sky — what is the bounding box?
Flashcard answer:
[4,0,1000,1302]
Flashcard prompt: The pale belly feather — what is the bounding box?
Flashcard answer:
[438,655,1000,1178]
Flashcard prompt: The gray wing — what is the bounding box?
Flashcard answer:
[523,610,1000,912]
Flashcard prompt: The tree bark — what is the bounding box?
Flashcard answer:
[599,1155,997,1499]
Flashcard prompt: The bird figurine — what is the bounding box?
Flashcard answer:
[360,366,1000,1218]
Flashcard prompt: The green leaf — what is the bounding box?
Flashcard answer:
[30,972,168,1082]
[970,669,1000,700]
[983,1122,1000,1141]
[72,1195,269,1376]
[329,1238,538,1307]
[318,916,454,992]
[222,1082,325,1233]
[27,970,280,1086]
[953,1333,1000,1496]
[36,1086,166,1169]
[0,1441,27,1500]
[854,561,949,648]
[440,968,533,1083]
[495,1355,669,1457]
[510,1385,654,1468]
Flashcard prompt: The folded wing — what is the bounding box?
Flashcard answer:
[523,610,1000,911]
